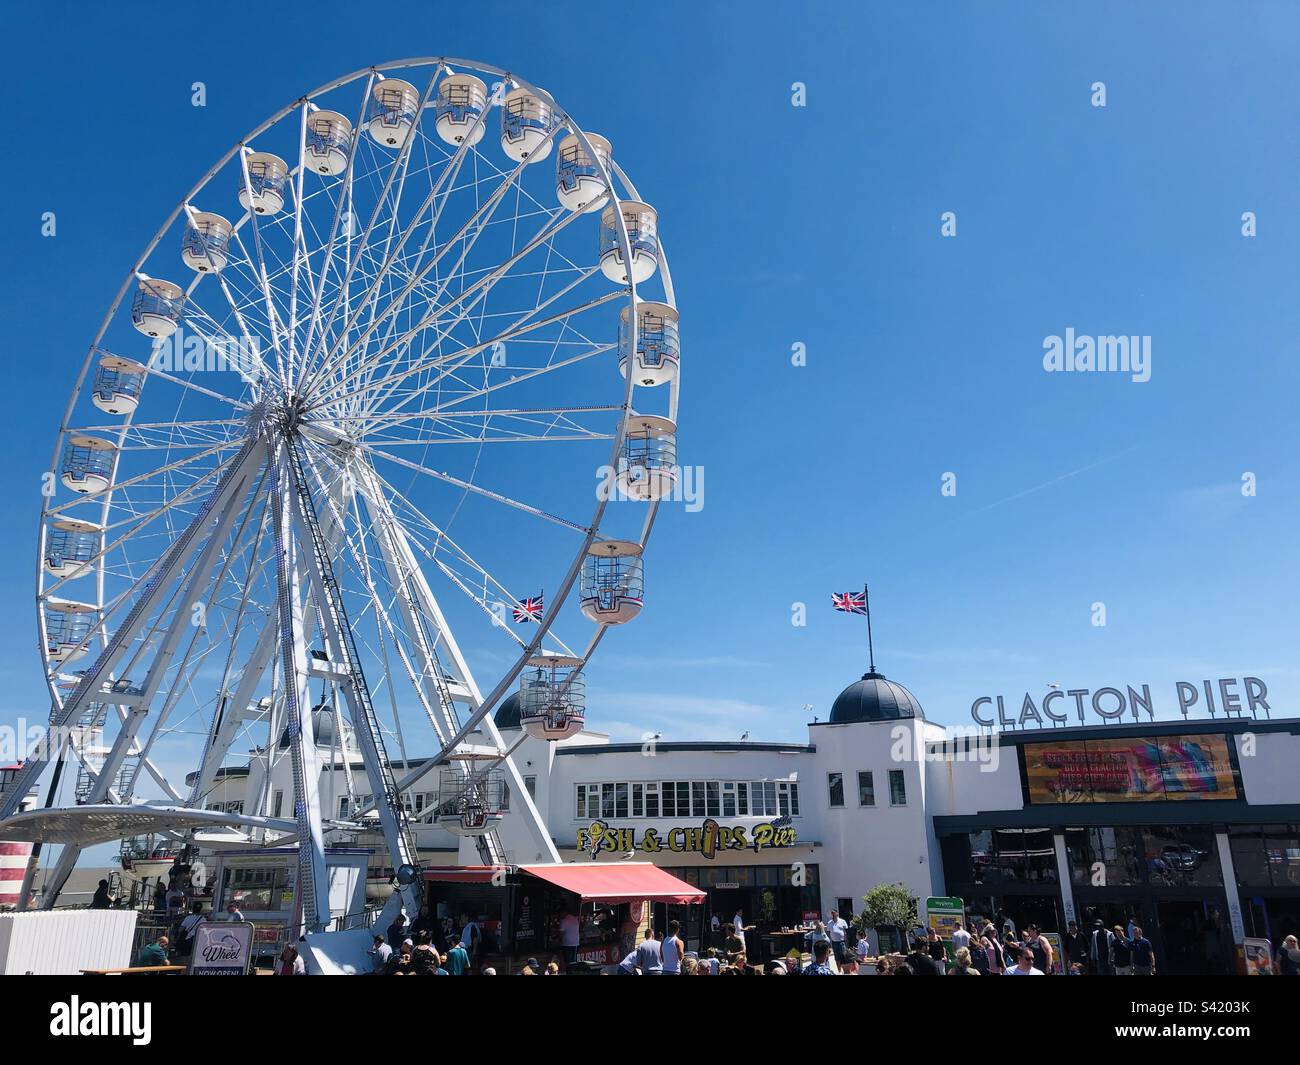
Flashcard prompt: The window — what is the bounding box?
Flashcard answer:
[778,781,799,816]
[500,783,510,811]
[706,782,721,817]
[524,776,536,799]
[632,783,644,817]
[736,782,748,816]
[601,783,616,819]
[645,782,659,818]
[691,781,706,817]
[857,771,875,807]
[615,782,629,819]
[661,781,677,818]
[888,769,906,806]
[828,772,844,808]
[764,781,777,817]
[722,782,736,817]
[272,790,283,818]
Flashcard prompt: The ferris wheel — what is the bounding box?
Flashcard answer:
[5,58,680,932]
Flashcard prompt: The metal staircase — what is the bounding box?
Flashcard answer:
[286,439,419,873]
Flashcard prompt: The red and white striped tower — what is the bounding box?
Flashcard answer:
[0,764,35,909]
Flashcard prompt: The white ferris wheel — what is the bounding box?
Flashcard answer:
[4,58,680,933]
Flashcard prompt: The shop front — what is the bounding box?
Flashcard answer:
[422,862,704,970]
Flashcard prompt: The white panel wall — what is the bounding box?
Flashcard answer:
[0,909,138,974]
[1234,729,1300,805]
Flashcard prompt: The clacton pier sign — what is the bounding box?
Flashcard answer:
[970,677,1271,729]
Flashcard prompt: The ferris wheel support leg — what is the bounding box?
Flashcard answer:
[4,440,264,825]
[358,468,560,864]
[270,445,332,936]
[39,454,262,907]
[285,442,422,916]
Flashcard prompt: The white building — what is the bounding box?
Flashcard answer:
[191,667,1300,974]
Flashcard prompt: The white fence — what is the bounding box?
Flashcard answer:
[0,910,138,974]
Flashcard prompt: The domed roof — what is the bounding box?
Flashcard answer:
[494,691,522,731]
[829,671,924,724]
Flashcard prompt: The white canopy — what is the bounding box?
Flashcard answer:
[0,804,299,847]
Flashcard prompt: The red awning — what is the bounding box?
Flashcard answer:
[422,866,500,884]
[520,862,706,905]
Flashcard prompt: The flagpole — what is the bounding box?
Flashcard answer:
[864,583,875,673]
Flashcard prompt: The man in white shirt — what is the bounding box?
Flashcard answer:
[950,922,972,952]
[368,934,392,974]
[732,910,748,953]
[559,909,581,968]
[1004,947,1044,975]
[826,910,849,964]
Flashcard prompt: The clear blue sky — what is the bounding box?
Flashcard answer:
[0,0,1297,762]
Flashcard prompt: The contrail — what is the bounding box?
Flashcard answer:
[969,445,1140,515]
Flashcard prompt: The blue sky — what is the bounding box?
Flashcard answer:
[1,0,1298,768]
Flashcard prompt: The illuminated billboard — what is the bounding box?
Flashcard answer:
[1022,734,1239,804]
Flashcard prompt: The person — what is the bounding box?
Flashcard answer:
[662,919,684,975]
[801,940,836,975]
[764,959,788,975]
[616,948,640,975]
[409,905,435,941]
[458,912,481,962]
[387,940,414,975]
[544,961,560,975]
[1027,925,1053,974]
[136,934,169,968]
[979,928,1005,974]
[558,907,581,968]
[1064,920,1088,970]
[892,961,914,975]
[804,921,830,953]
[635,927,663,974]
[854,931,871,971]
[368,934,392,975]
[1004,947,1044,976]
[703,947,721,975]
[827,909,849,964]
[224,901,245,922]
[176,901,206,958]
[1277,935,1300,976]
[948,946,980,975]
[1089,920,1114,976]
[482,967,497,975]
[927,928,947,963]
[722,922,744,962]
[1110,926,1134,975]
[1129,926,1155,975]
[709,912,721,946]
[152,881,167,916]
[386,913,407,950]
[445,938,470,976]
[732,909,749,954]
[905,934,945,975]
[276,945,306,975]
[682,955,699,975]
[409,931,441,975]
[91,879,114,909]
[950,920,971,953]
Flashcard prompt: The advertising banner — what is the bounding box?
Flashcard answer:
[1022,734,1238,804]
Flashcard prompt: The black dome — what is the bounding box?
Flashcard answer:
[829,671,924,723]
[494,691,522,730]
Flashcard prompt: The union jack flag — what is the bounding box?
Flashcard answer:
[831,591,868,615]
[512,593,544,623]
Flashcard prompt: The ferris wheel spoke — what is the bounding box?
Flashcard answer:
[351,457,578,657]
[352,439,589,533]
[298,127,524,401]
[305,199,592,411]
[298,71,439,384]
